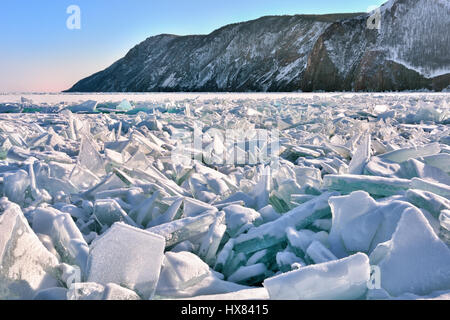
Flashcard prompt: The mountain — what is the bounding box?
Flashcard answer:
[67,0,450,93]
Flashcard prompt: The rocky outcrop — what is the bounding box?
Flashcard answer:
[67,0,449,92]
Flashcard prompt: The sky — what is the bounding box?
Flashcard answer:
[0,0,387,93]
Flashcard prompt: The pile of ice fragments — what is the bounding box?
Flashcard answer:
[0,93,449,300]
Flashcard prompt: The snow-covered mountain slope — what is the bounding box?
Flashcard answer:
[67,0,449,92]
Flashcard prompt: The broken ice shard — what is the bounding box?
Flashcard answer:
[348,132,371,175]
[155,251,249,299]
[93,199,137,228]
[323,174,410,197]
[305,240,337,264]
[263,253,370,300]
[406,189,450,218]
[370,207,450,297]
[378,143,441,163]
[410,178,450,199]
[233,192,338,255]
[198,211,227,266]
[0,198,60,299]
[227,263,270,286]
[87,223,165,299]
[32,207,90,277]
[147,212,216,248]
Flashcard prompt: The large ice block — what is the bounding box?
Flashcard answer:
[87,223,166,299]
[370,207,450,297]
[323,174,410,197]
[329,191,421,258]
[233,192,338,255]
[32,207,89,277]
[263,253,370,300]
[379,143,441,163]
[0,198,60,299]
[155,251,249,299]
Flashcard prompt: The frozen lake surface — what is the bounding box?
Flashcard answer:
[0,92,449,300]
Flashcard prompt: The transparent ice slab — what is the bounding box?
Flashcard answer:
[32,207,89,277]
[379,143,441,163]
[93,199,138,228]
[147,212,216,248]
[0,198,60,299]
[263,253,370,300]
[323,174,411,197]
[87,223,165,299]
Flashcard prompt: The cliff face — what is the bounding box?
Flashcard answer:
[67,0,450,92]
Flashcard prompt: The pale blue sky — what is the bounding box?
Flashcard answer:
[0,0,387,92]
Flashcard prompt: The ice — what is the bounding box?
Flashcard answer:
[3,169,30,205]
[411,178,450,198]
[328,191,427,258]
[440,210,450,244]
[184,287,269,300]
[222,205,263,237]
[148,212,216,247]
[0,92,449,300]
[379,143,441,163]
[227,263,270,285]
[422,153,450,174]
[183,197,218,217]
[263,253,370,300]
[233,192,338,255]
[67,101,98,113]
[198,211,226,266]
[323,174,411,197]
[348,132,371,175]
[78,137,105,176]
[32,207,89,277]
[286,228,329,258]
[116,99,133,112]
[276,251,305,272]
[0,198,60,299]
[306,240,338,264]
[155,251,249,299]
[33,287,68,300]
[370,207,450,297]
[406,189,450,218]
[93,199,137,228]
[87,223,165,299]
[67,282,141,300]
[441,210,450,231]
